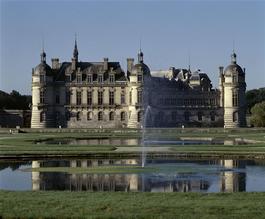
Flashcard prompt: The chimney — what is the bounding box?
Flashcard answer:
[127,58,134,73]
[103,58,108,71]
[51,58,60,69]
[219,66,224,76]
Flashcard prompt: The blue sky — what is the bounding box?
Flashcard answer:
[1,0,265,95]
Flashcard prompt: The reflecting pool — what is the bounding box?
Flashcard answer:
[1,158,265,192]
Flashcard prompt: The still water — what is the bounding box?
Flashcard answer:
[38,138,247,146]
[1,159,265,192]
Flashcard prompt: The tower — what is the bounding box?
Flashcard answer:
[127,49,151,128]
[223,52,246,128]
[31,47,54,128]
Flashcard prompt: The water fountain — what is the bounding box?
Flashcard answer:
[141,105,151,168]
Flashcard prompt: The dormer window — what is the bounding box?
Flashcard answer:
[77,74,81,83]
[66,75,71,82]
[98,74,103,83]
[87,74,92,83]
[109,74,114,83]
[40,74,45,83]
[137,74,143,83]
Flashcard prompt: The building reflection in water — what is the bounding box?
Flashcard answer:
[31,159,246,192]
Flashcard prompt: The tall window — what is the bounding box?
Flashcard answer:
[87,91,92,105]
[109,74,114,83]
[66,91,71,105]
[87,112,93,120]
[184,111,190,122]
[109,91,114,105]
[232,74,238,83]
[40,90,45,104]
[137,111,142,123]
[232,90,238,107]
[198,112,202,121]
[76,91,82,105]
[129,91,132,104]
[77,112,81,121]
[171,111,177,121]
[40,74,45,83]
[56,94,60,104]
[210,112,215,121]
[98,74,103,83]
[109,111,114,121]
[98,111,103,121]
[137,74,142,82]
[233,111,238,122]
[137,90,142,104]
[121,92,125,104]
[98,91,103,105]
[40,112,45,122]
[87,74,92,83]
[121,112,126,121]
[66,75,71,82]
[77,74,81,83]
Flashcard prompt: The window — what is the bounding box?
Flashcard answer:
[109,74,114,83]
[98,74,103,83]
[66,112,70,121]
[233,111,238,122]
[98,91,103,105]
[171,111,177,121]
[109,91,114,105]
[87,112,93,120]
[137,74,142,82]
[66,75,71,82]
[77,74,82,83]
[87,91,92,105]
[232,90,238,107]
[76,112,81,121]
[76,91,82,105]
[40,74,45,83]
[40,90,45,104]
[121,112,126,121]
[210,112,215,121]
[137,90,142,104]
[232,74,238,83]
[129,91,132,104]
[121,92,125,104]
[87,74,92,83]
[56,94,60,104]
[109,111,114,121]
[98,111,103,121]
[66,91,71,105]
[137,111,142,123]
[40,112,45,122]
[198,112,202,121]
[184,111,190,122]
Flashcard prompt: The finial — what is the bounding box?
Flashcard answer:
[40,37,46,63]
[233,40,235,54]
[188,51,191,71]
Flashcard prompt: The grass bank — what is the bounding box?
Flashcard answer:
[0,128,265,159]
[1,191,265,219]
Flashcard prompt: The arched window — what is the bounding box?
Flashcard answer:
[76,112,81,121]
[198,112,203,121]
[233,111,238,122]
[184,111,190,122]
[121,112,126,121]
[87,112,93,121]
[109,111,114,121]
[98,111,103,121]
[40,112,46,122]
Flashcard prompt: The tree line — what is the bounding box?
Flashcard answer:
[0,90,31,110]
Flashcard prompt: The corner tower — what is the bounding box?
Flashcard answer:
[223,52,246,128]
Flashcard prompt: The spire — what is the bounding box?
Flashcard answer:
[40,39,46,63]
[138,39,144,63]
[73,34,78,60]
[231,40,237,64]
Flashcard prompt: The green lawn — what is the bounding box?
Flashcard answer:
[0,128,265,158]
[1,191,265,219]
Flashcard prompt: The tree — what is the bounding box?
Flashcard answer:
[250,101,265,127]
[246,88,265,113]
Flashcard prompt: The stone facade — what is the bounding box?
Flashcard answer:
[31,40,246,128]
